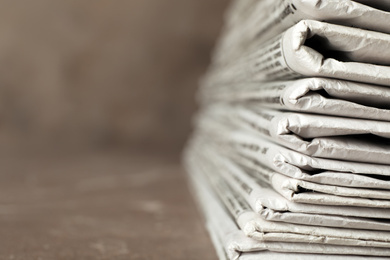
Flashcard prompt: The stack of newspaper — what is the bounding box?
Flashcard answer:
[184,0,390,259]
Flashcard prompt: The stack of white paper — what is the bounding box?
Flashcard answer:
[185,0,390,259]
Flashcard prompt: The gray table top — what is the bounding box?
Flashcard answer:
[0,150,217,259]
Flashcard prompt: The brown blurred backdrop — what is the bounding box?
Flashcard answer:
[0,0,228,156]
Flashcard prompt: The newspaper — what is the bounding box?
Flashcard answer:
[187,0,390,258]
[200,129,390,190]
[232,152,390,203]
[197,105,390,164]
[185,147,390,259]
[214,0,390,65]
[204,158,390,247]
[188,137,390,220]
[355,0,390,10]
[209,146,390,207]
[240,252,389,260]
[199,78,390,122]
[199,140,390,216]
[268,171,390,207]
[205,20,390,87]
[206,222,228,260]
[223,151,390,207]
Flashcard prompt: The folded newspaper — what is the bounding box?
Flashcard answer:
[194,149,390,245]
[214,0,390,64]
[185,0,390,258]
[206,20,390,87]
[190,137,390,215]
[185,145,390,259]
[199,78,390,121]
[197,129,390,189]
[197,105,390,164]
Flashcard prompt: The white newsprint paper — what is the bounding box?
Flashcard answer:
[202,154,390,246]
[199,78,390,122]
[199,128,390,190]
[188,139,390,218]
[206,20,390,87]
[224,151,390,208]
[185,146,390,259]
[215,0,390,65]
[186,0,390,259]
[197,105,390,164]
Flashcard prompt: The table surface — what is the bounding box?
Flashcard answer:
[0,150,217,259]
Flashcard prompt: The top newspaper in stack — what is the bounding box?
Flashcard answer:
[215,0,390,65]
[205,20,390,87]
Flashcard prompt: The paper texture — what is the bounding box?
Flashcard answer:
[189,138,390,222]
[206,20,390,87]
[240,251,388,260]
[226,132,390,181]
[187,0,390,258]
[197,105,390,164]
[189,137,390,218]
[185,146,390,259]
[209,163,390,247]
[193,122,390,189]
[237,133,390,189]
[355,0,390,10]
[200,78,390,121]
[215,0,390,65]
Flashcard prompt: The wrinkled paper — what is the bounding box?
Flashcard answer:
[199,78,390,121]
[197,104,390,164]
[188,139,390,218]
[185,146,390,259]
[196,129,390,190]
[206,20,390,87]
[215,0,390,65]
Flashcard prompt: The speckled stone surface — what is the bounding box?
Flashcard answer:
[0,151,217,259]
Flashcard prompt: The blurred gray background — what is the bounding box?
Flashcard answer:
[0,0,228,155]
